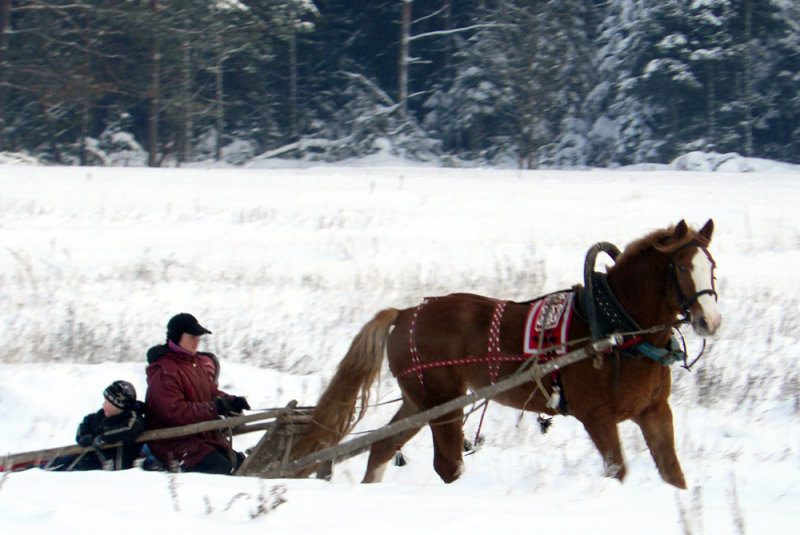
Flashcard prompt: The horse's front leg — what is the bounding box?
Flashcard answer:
[429,408,466,484]
[633,401,687,489]
[581,415,627,482]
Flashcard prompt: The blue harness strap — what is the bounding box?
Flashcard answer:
[631,336,686,366]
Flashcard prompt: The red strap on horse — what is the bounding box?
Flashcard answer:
[407,298,430,394]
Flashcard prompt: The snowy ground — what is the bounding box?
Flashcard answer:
[1,153,799,534]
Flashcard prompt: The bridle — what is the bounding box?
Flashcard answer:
[667,240,718,322]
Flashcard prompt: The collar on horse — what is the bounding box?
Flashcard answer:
[577,242,686,367]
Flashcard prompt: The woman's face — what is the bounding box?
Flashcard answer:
[179,332,200,355]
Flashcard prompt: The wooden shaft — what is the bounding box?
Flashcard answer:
[261,336,621,478]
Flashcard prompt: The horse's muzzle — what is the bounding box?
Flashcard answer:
[693,311,721,337]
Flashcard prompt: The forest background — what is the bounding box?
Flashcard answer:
[1,0,799,169]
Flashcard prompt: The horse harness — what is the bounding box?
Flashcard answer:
[579,240,716,368]
[396,240,713,431]
[399,293,574,414]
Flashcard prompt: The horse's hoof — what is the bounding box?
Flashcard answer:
[435,459,464,483]
[668,474,687,490]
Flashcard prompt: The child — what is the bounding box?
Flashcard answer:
[48,380,146,471]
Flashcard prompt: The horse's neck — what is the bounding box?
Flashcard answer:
[607,258,675,344]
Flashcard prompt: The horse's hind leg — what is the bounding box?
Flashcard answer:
[633,401,687,489]
[362,400,422,483]
[429,408,466,483]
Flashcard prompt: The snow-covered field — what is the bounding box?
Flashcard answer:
[1,153,799,534]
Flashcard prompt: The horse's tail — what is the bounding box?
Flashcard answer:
[288,307,400,474]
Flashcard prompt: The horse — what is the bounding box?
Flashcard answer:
[289,219,720,489]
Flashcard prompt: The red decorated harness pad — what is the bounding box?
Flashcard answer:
[523,291,574,359]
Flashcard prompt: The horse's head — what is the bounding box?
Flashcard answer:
[656,219,721,337]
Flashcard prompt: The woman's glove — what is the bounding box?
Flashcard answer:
[214,396,250,416]
[230,396,250,413]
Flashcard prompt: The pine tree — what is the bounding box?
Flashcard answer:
[592,0,797,165]
[2,0,799,165]
[633,0,738,157]
[725,0,799,161]
[761,0,800,161]
[426,0,595,167]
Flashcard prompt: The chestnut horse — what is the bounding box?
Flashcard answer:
[290,220,720,489]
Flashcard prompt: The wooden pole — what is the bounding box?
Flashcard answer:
[260,336,621,479]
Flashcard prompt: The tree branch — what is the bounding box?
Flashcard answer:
[408,23,512,42]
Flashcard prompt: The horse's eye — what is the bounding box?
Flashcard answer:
[678,265,687,272]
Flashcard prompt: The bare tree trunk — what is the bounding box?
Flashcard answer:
[289,25,298,141]
[177,3,192,165]
[79,14,92,166]
[80,97,90,165]
[706,63,715,147]
[214,43,223,162]
[183,46,193,164]
[442,0,452,73]
[670,93,678,145]
[742,0,753,156]
[520,127,533,169]
[399,0,411,116]
[177,37,191,164]
[206,1,225,162]
[147,0,161,167]
[148,41,161,167]
[0,0,11,150]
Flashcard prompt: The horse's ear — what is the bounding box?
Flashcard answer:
[699,218,714,242]
[674,219,688,240]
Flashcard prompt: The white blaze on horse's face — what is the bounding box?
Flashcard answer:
[688,248,721,337]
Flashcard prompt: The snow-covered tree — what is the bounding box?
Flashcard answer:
[591,0,797,165]
[426,0,596,167]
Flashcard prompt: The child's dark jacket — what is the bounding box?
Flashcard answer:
[46,402,145,471]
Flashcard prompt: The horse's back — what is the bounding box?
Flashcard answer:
[387,293,533,397]
[391,292,509,343]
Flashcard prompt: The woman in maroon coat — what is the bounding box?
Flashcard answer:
[145,313,249,474]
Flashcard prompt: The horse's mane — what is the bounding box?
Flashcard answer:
[616,223,710,265]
